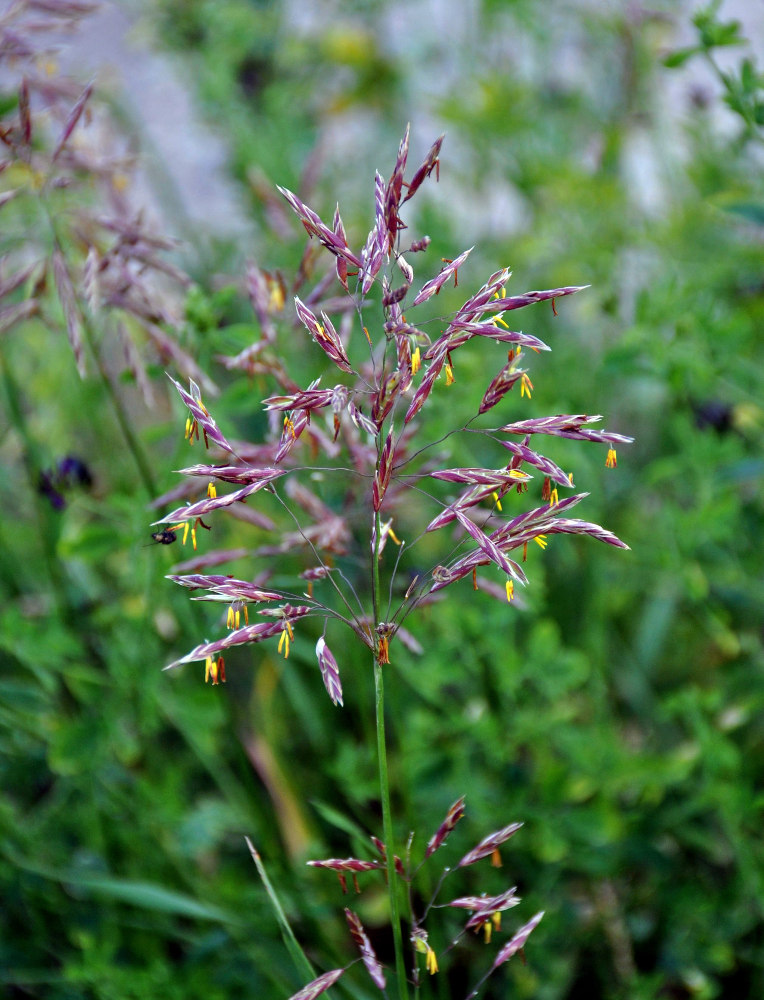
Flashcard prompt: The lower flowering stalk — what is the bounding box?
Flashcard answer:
[305,798,541,996]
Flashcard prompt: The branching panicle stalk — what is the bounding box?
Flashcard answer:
[149,127,632,997]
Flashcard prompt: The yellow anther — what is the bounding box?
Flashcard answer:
[534,534,548,549]
[207,481,217,499]
[445,364,455,386]
[388,527,403,546]
[278,628,290,658]
[492,490,503,512]
[520,373,533,398]
[267,279,285,312]
[414,934,438,974]
[205,656,225,685]
[426,946,438,975]
[606,448,617,468]
[411,345,421,374]
[549,487,559,506]
[185,415,200,443]
[506,580,514,602]
[277,620,294,659]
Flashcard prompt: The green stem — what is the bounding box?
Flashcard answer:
[373,508,409,1000]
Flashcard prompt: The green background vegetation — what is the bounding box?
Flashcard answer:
[1,1,762,998]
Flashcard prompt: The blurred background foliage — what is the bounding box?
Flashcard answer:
[1,0,763,998]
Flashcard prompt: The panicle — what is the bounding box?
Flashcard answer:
[486,285,588,312]
[306,857,383,873]
[449,509,525,583]
[459,821,524,867]
[404,347,447,424]
[262,385,335,413]
[171,377,236,455]
[448,886,520,917]
[383,124,410,252]
[500,413,634,446]
[345,909,386,989]
[147,125,633,1000]
[164,606,310,670]
[425,795,466,858]
[412,246,473,306]
[359,170,388,293]
[176,463,286,485]
[453,267,512,321]
[372,428,395,511]
[52,82,93,162]
[156,474,285,527]
[369,835,405,875]
[479,361,530,414]
[166,574,282,604]
[499,440,573,488]
[294,297,353,373]
[52,249,86,377]
[316,637,343,707]
[277,185,362,267]
[332,205,350,290]
[155,128,632,782]
[402,132,444,204]
[245,261,279,343]
[490,911,545,971]
[285,969,345,1000]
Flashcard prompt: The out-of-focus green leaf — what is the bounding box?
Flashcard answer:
[723,201,764,225]
[64,876,240,924]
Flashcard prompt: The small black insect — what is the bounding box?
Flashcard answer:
[145,529,177,547]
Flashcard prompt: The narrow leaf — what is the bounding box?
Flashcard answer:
[246,837,316,983]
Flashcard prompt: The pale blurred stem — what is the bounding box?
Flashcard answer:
[0,347,68,618]
[41,199,156,498]
[373,505,410,1000]
[82,318,157,498]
